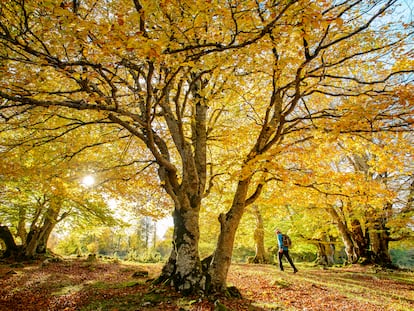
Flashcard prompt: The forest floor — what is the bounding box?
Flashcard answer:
[0,257,413,311]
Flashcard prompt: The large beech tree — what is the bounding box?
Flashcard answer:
[0,0,413,294]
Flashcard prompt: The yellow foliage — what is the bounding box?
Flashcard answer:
[0,0,412,249]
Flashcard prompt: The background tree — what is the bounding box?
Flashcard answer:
[262,124,414,266]
[0,149,117,259]
[251,205,268,263]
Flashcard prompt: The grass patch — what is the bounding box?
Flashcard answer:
[293,268,414,309]
[250,301,285,310]
[52,284,83,296]
[80,293,145,311]
[80,288,174,311]
[174,297,199,310]
[88,279,145,290]
[376,271,414,284]
[272,277,291,288]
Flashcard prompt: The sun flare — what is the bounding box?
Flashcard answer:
[82,175,95,187]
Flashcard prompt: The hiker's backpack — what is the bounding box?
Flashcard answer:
[282,234,292,247]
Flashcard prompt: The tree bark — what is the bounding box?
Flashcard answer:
[0,226,19,258]
[1,203,60,259]
[315,234,335,266]
[24,227,40,258]
[208,178,251,293]
[24,204,60,257]
[37,209,59,254]
[252,205,268,264]
[368,222,392,266]
[326,206,358,263]
[349,154,393,266]
[350,218,369,259]
[158,202,203,294]
[17,206,27,244]
[366,203,393,266]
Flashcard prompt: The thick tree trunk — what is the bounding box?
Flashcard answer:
[24,227,41,258]
[0,226,19,258]
[366,204,393,267]
[368,222,392,266]
[25,205,60,257]
[37,217,57,254]
[158,198,203,295]
[1,218,56,259]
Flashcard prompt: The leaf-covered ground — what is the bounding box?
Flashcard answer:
[0,258,413,310]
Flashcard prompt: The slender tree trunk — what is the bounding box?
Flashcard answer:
[315,234,335,266]
[17,206,27,244]
[327,206,358,263]
[350,218,369,259]
[208,178,251,293]
[252,205,268,264]
[153,222,157,248]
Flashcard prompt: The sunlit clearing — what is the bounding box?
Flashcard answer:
[157,217,173,238]
[82,175,95,187]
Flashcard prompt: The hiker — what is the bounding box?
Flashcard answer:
[276,229,298,273]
